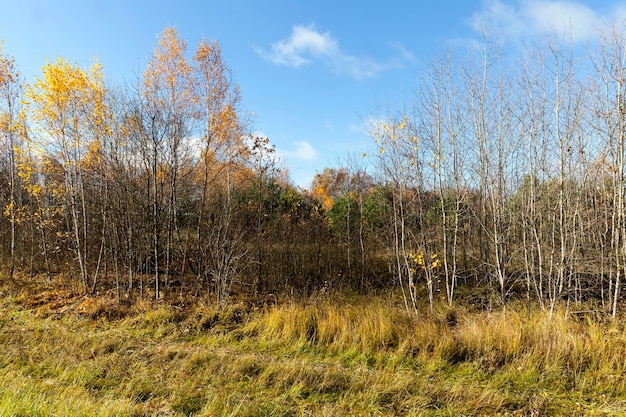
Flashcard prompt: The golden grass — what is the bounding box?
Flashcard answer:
[1,286,626,415]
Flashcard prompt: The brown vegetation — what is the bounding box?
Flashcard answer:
[1,279,625,416]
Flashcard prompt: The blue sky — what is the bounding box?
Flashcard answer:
[1,0,625,187]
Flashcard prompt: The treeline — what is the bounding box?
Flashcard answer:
[0,28,390,304]
[3,26,626,316]
[367,25,626,317]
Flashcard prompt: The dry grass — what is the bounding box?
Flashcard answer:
[1,283,626,416]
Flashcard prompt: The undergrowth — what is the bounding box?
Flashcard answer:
[0,283,625,416]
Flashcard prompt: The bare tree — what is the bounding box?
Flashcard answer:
[0,46,23,280]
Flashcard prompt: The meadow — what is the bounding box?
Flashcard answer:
[1,279,625,416]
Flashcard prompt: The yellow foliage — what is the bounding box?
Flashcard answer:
[26,56,110,177]
[312,185,334,212]
[407,251,441,271]
[193,37,245,166]
[143,27,193,108]
[371,115,417,158]
[3,200,14,217]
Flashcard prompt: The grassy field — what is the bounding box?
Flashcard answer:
[1,283,626,416]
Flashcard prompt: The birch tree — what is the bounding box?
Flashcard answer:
[26,57,108,292]
[139,27,194,299]
[0,44,23,279]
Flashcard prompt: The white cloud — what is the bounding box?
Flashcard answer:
[281,140,318,162]
[258,24,339,67]
[526,1,599,38]
[256,24,411,79]
[471,0,605,41]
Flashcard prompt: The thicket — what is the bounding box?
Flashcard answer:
[3,26,626,318]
